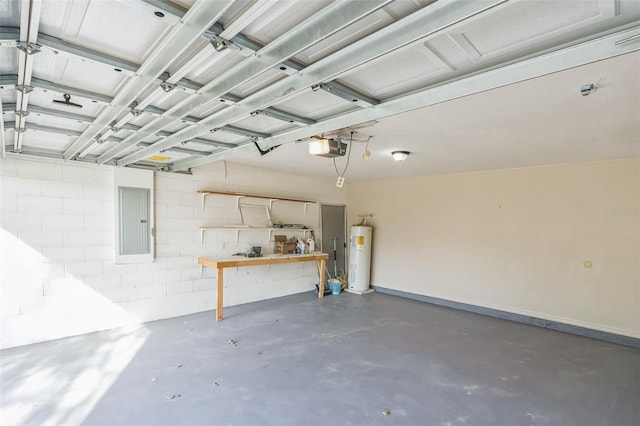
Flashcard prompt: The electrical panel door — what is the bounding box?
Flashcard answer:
[118,187,150,255]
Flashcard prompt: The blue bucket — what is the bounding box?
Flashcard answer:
[328,279,341,295]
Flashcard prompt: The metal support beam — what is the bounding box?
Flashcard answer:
[15,0,42,152]
[120,0,506,168]
[0,100,5,158]
[170,25,640,172]
[254,108,316,126]
[217,125,271,139]
[37,32,138,76]
[63,0,235,160]
[31,77,113,104]
[316,82,380,107]
[100,0,392,166]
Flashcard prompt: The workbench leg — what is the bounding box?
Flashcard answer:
[216,267,224,321]
[318,258,326,299]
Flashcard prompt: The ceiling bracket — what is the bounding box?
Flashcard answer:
[15,126,27,133]
[209,35,229,52]
[15,110,29,118]
[15,85,34,94]
[160,82,176,93]
[16,42,41,55]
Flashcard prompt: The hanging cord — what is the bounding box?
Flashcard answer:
[333,131,354,178]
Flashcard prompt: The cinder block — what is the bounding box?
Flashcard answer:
[167,281,193,295]
[122,271,153,288]
[238,270,257,285]
[63,164,108,184]
[155,190,181,205]
[84,245,112,260]
[179,243,199,257]
[102,286,138,303]
[65,260,104,277]
[0,158,17,176]
[17,161,62,181]
[203,267,217,279]
[180,267,201,281]
[165,256,195,269]
[155,203,168,218]
[84,215,113,230]
[0,194,17,212]
[1,212,42,230]
[156,175,194,192]
[193,278,215,291]
[44,277,79,295]
[63,198,104,214]
[19,229,64,247]
[0,176,41,195]
[167,204,194,218]
[156,243,181,257]
[180,192,198,206]
[18,195,64,213]
[63,230,104,246]
[86,273,122,291]
[154,217,184,230]
[136,284,166,300]
[153,268,181,284]
[164,230,194,244]
[41,213,83,231]
[82,183,112,200]
[42,246,84,262]
[41,181,83,198]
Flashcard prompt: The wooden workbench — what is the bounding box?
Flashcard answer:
[198,253,329,320]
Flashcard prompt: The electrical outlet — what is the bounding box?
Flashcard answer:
[336,176,345,188]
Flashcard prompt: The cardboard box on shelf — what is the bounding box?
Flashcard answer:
[274,241,296,254]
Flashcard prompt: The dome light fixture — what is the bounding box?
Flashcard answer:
[391,150,410,162]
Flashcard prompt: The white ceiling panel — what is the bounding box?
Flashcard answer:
[22,130,75,152]
[39,0,171,63]
[273,89,357,120]
[0,0,19,26]
[31,50,127,95]
[0,48,17,75]
[231,113,295,135]
[295,8,395,64]
[340,42,453,100]
[232,68,287,97]
[185,49,245,86]
[241,0,332,49]
[447,0,617,63]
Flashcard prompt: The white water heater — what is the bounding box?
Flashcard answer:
[347,225,374,295]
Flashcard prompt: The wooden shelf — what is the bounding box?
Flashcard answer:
[198,190,316,212]
[199,226,315,245]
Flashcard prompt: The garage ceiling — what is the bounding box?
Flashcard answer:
[1,0,639,180]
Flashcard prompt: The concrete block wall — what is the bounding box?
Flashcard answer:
[0,157,347,348]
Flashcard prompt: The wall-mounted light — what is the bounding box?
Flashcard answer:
[391,150,410,162]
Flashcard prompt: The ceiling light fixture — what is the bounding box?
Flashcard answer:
[391,150,410,162]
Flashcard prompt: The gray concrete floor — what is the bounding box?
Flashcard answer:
[1,292,639,426]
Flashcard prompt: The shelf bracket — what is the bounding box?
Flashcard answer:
[201,193,209,213]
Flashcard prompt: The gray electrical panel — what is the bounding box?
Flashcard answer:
[118,187,150,255]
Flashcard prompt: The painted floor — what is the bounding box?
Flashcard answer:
[1,292,639,426]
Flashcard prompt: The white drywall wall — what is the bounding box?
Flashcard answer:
[0,157,347,348]
[348,158,640,338]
